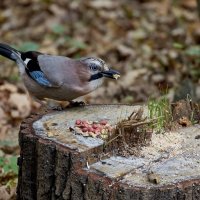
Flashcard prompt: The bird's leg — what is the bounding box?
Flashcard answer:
[32,96,47,108]
[32,97,85,110]
[32,97,67,110]
[45,99,69,110]
[68,100,86,107]
[33,97,55,110]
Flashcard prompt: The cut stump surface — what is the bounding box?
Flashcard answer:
[17,105,200,200]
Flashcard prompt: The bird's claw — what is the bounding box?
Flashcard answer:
[68,101,86,108]
[51,106,64,111]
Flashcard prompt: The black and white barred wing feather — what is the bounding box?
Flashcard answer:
[0,43,61,88]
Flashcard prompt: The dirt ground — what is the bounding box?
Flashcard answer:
[0,0,200,199]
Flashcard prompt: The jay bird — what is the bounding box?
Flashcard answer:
[0,43,120,109]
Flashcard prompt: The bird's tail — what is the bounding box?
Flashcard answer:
[0,43,21,61]
[0,43,26,74]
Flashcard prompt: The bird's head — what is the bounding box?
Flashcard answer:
[79,57,120,82]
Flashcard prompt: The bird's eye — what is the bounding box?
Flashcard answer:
[89,64,99,71]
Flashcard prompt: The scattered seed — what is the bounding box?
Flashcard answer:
[101,129,107,134]
[75,120,82,125]
[92,124,98,129]
[70,119,112,139]
[87,127,94,132]
[74,127,82,134]
[82,127,88,132]
[51,122,58,126]
[82,132,89,137]
[101,134,108,139]
[100,120,107,125]
[89,132,97,138]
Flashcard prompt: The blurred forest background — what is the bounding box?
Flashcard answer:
[0,0,200,199]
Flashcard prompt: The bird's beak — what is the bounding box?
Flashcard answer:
[101,69,120,79]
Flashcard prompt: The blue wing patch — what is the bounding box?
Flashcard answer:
[29,71,52,87]
[21,52,57,87]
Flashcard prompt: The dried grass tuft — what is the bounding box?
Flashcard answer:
[104,107,155,157]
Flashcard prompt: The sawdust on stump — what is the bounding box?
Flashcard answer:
[103,99,200,157]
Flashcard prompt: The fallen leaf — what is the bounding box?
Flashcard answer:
[8,93,31,119]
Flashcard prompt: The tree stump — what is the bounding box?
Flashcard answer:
[17,105,200,200]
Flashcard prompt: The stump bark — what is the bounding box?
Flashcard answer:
[17,105,200,200]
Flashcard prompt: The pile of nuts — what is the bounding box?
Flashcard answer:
[70,119,113,139]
